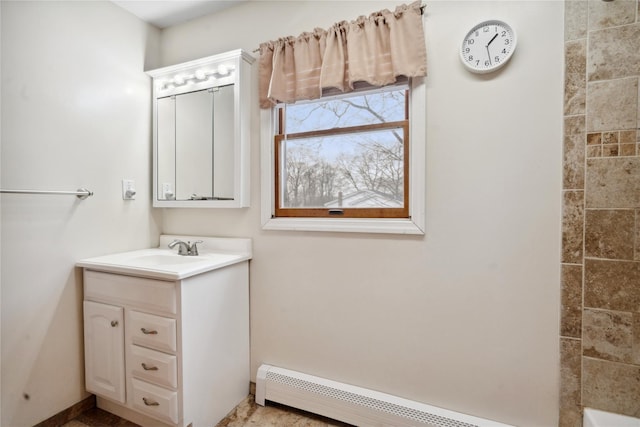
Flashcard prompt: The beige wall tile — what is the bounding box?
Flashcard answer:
[566,39,587,74]
[583,357,640,417]
[588,23,640,81]
[561,264,583,338]
[588,0,637,31]
[585,158,640,208]
[565,0,588,40]
[602,132,618,144]
[587,132,601,145]
[584,209,635,259]
[584,259,640,312]
[559,338,582,427]
[565,115,586,135]
[586,78,638,132]
[564,134,585,189]
[634,313,640,365]
[565,76,586,116]
[583,308,633,363]
[559,406,582,427]
[603,144,619,157]
[563,191,585,263]
[621,130,637,144]
[620,144,636,157]
[587,145,602,158]
[565,40,586,115]
[636,210,640,261]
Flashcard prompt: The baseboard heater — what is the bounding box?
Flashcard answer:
[256,365,513,427]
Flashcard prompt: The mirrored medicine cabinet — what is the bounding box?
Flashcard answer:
[147,49,254,208]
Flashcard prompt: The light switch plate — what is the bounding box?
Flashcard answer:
[122,179,136,200]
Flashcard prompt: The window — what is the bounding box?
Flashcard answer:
[261,79,425,235]
[257,2,426,234]
[274,85,409,219]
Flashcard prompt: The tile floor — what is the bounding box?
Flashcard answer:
[62,407,138,427]
[62,394,352,427]
[216,394,351,426]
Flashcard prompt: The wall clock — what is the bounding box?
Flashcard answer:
[460,20,517,74]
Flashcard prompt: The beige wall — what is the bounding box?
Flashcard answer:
[160,2,564,426]
[560,1,640,425]
[0,1,566,425]
[0,2,161,425]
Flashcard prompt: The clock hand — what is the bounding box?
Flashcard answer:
[485,32,498,66]
[486,33,498,47]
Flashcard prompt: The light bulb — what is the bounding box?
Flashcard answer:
[173,75,185,85]
[217,65,229,76]
[194,70,206,80]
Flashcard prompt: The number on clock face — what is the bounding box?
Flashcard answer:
[461,20,516,73]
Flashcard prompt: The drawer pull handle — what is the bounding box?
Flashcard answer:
[141,363,158,371]
[110,320,118,327]
[140,328,158,335]
[142,397,160,406]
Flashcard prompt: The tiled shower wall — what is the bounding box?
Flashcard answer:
[560,1,640,425]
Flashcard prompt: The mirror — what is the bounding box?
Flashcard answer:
[157,85,234,201]
[147,49,254,208]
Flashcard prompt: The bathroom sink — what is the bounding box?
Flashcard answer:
[130,253,232,266]
[77,235,252,280]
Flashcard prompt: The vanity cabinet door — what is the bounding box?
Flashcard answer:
[84,301,126,403]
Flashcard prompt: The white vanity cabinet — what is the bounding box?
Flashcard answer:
[81,260,250,427]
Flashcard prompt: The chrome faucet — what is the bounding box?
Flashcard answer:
[168,239,202,256]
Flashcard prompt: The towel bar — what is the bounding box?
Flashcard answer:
[0,188,93,200]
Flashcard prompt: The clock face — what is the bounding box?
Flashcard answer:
[460,20,517,74]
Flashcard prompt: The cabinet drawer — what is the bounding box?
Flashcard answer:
[130,311,177,353]
[130,345,178,388]
[132,378,179,425]
[84,270,177,314]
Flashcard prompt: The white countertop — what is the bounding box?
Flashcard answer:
[77,235,252,280]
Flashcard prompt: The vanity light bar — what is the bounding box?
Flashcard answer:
[157,64,236,91]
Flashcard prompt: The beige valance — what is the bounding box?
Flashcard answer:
[259,1,427,109]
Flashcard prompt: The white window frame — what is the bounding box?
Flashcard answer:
[260,77,425,235]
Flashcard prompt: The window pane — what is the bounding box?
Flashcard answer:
[282,88,406,134]
[279,128,405,209]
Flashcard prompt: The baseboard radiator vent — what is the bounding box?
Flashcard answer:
[256,365,513,427]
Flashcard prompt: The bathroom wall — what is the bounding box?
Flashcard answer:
[0,2,161,425]
[560,1,640,425]
[160,1,564,426]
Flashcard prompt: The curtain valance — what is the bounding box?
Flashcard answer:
[258,1,427,109]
